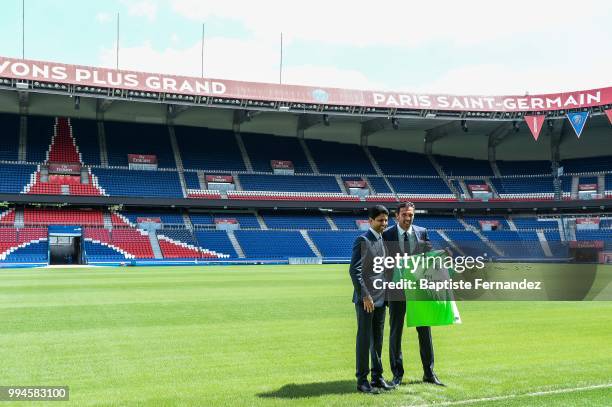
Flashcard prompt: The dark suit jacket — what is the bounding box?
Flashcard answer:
[349,229,387,307]
[382,224,433,301]
[382,224,432,257]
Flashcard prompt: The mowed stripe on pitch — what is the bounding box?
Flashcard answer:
[407,383,612,406]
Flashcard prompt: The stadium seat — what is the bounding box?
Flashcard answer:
[104,121,176,168]
[242,132,312,173]
[176,126,245,171]
[0,112,20,161]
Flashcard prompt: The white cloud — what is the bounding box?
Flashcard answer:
[99,39,384,90]
[95,12,113,24]
[122,0,158,22]
[406,63,612,95]
[170,0,612,47]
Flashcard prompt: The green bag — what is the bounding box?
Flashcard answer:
[394,250,461,327]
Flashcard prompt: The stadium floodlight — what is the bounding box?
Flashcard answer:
[461,120,468,132]
[323,114,330,126]
[391,117,399,130]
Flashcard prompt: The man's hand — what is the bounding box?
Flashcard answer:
[363,296,375,313]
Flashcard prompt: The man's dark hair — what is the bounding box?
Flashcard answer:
[368,205,389,220]
[396,201,415,215]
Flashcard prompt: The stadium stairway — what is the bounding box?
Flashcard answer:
[300,230,322,257]
[24,117,105,197]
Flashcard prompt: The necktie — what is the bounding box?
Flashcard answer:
[403,231,409,254]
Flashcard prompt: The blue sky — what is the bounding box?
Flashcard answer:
[0,0,610,94]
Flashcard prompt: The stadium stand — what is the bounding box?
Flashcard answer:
[435,155,494,177]
[0,163,37,193]
[184,172,201,189]
[70,118,101,165]
[497,160,551,176]
[309,230,362,259]
[388,177,454,198]
[242,132,312,173]
[561,156,612,174]
[26,116,54,163]
[238,174,341,193]
[306,139,375,174]
[261,212,330,230]
[194,230,238,258]
[176,126,245,171]
[0,105,610,265]
[0,112,20,161]
[104,121,176,168]
[368,147,438,176]
[92,168,184,198]
[235,230,314,259]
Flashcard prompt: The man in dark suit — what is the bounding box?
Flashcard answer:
[382,201,445,387]
[349,205,395,394]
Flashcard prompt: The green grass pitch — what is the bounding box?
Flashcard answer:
[0,264,610,406]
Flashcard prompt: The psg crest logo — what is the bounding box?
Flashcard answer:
[312,89,329,103]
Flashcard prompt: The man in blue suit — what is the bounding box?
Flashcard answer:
[349,205,395,393]
[382,201,444,387]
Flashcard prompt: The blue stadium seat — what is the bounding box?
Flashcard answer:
[463,216,510,230]
[415,216,464,230]
[0,163,37,193]
[4,241,48,263]
[121,211,185,225]
[239,174,341,193]
[578,176,598,185]
[71,118,100,165]
[483,230,544,258]
[365,177,392,194]
[388,177,452,195]
[184,172,201,189]
[444,230,488,257]
[26,116,54,162]
[261,212,330,230]
[194,230,238,258]
[189,213,214,226]
[176,126,245,171]
[104,121,176,168]
[157,228,198,246]
[235,230,314,259]
[306,139,375,174]
[512,217,559,230]
[331,213,366,230]
[497,160,551,176]
[242,132,312,173]
[369,147,438,176]
[561,156,612,174]
[491,177,555,195]
[84,240,128,262]
[435,155,493,177]
[576,230,612,250]
[309,231,362,259]
[0,113,20,161]
[93,168,184,198]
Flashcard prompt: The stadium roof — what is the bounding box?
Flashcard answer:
[1,56,610,160]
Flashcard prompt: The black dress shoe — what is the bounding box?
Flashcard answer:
[357,382,379,394]
[423,374,445,386]
[370,378,396,390]
[390,376,403,386]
